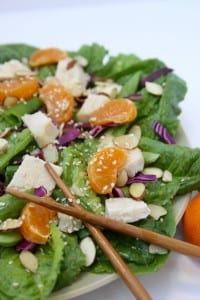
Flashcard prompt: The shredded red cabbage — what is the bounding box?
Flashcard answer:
[34,186,47,197]
[152,121,176,144]
[59,127,81,146]
[140,67,173,87]
[109,187,124,198]
[16,239,36,252]
[89,126,105,137]
[127,93,143,101]
[127,173,157,185]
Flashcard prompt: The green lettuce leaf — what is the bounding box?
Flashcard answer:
[138,74,187,137]
[55,234,85,290]
[60,139,104,214]
[118,71,142,97]
[3,98,42,125]
[0,194,25,222]
[0,224,64,300]
[75,43,108,74]
[96,53,140,79]
[140,137,200,194]
[0,44,37,63]
[37,65,56,81]
[0,129,33,173]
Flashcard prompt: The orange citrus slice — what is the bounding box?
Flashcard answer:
[183,194,200,246]
[29,48,66,67]
[40,83,75,124]
[0,76,39,104]
[89,99,137,126]
[20,203,56,244]
[87,147,127,194]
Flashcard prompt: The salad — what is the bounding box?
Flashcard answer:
[0,43,199,300]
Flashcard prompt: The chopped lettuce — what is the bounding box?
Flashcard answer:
[60,139,104,214]
[0,194,25,221]
[3,98,42,126]
[75,43,108,74]
[55,234,85,290]
[0,129,33,173]
[37,65,56,81]
[118,71,142,97]
[140,137,200,194]
[0,44,37,63]
[0,224,64,300]
[138,74,187,137]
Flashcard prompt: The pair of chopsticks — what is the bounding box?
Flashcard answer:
[6,164,200,299]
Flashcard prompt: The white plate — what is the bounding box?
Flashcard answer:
[50,127,191,300]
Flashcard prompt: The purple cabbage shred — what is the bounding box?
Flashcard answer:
[152,121,176,144]
[140,67,173,87]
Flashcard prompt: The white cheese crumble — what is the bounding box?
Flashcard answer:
[8,155,62,195]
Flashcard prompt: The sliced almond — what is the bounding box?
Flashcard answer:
[19,250,38,273]
[80,237,96,267]
[4,96,18,108]
[129,125,141,141]
[116,169,128,187]
[148,204,167,220]
[0,218,22,231]
[162,170,172,182]
[0,128,11,138]
[145,81,163,96]
[42,144,58,163]
[149,244,168,255]
[0,138,8,154]
[143,167,163,178]
[114,134,139,150]
[129,183,146,199]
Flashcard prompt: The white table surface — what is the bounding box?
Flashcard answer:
[0,1,199,299]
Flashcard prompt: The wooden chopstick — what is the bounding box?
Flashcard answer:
[45,163,151,300]
[6,187,200,258]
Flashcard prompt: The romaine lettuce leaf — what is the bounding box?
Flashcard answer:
[75,43,108,74]
[0,44,37,63]
[140,137,200,194]
[54,234,85,290]
[60,139,104,214]
[138,74,187,137]
[0,129,33,173]
[0,224,64,300]
[0,194,25,222]
[0,98,42,133]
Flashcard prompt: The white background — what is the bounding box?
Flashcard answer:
[0,1,199,299]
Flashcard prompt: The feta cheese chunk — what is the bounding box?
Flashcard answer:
[77,93,110,122]
[8,155,62,195]
[105,197,150,223]
[55,57,89,97]
[22,111,59,147]
[0,59,33,79]
[80,237,96,267]
[0,138,8,154]
[124,148,144,177]
[58,212,82,233]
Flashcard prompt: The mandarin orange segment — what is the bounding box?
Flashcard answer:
[0,76,39,104]
[40,83,75,124]
[20,203,56,244]
[183,194,200,246]
[87,147,127,194]
[89,99,137,126]
[29,48,67,67]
